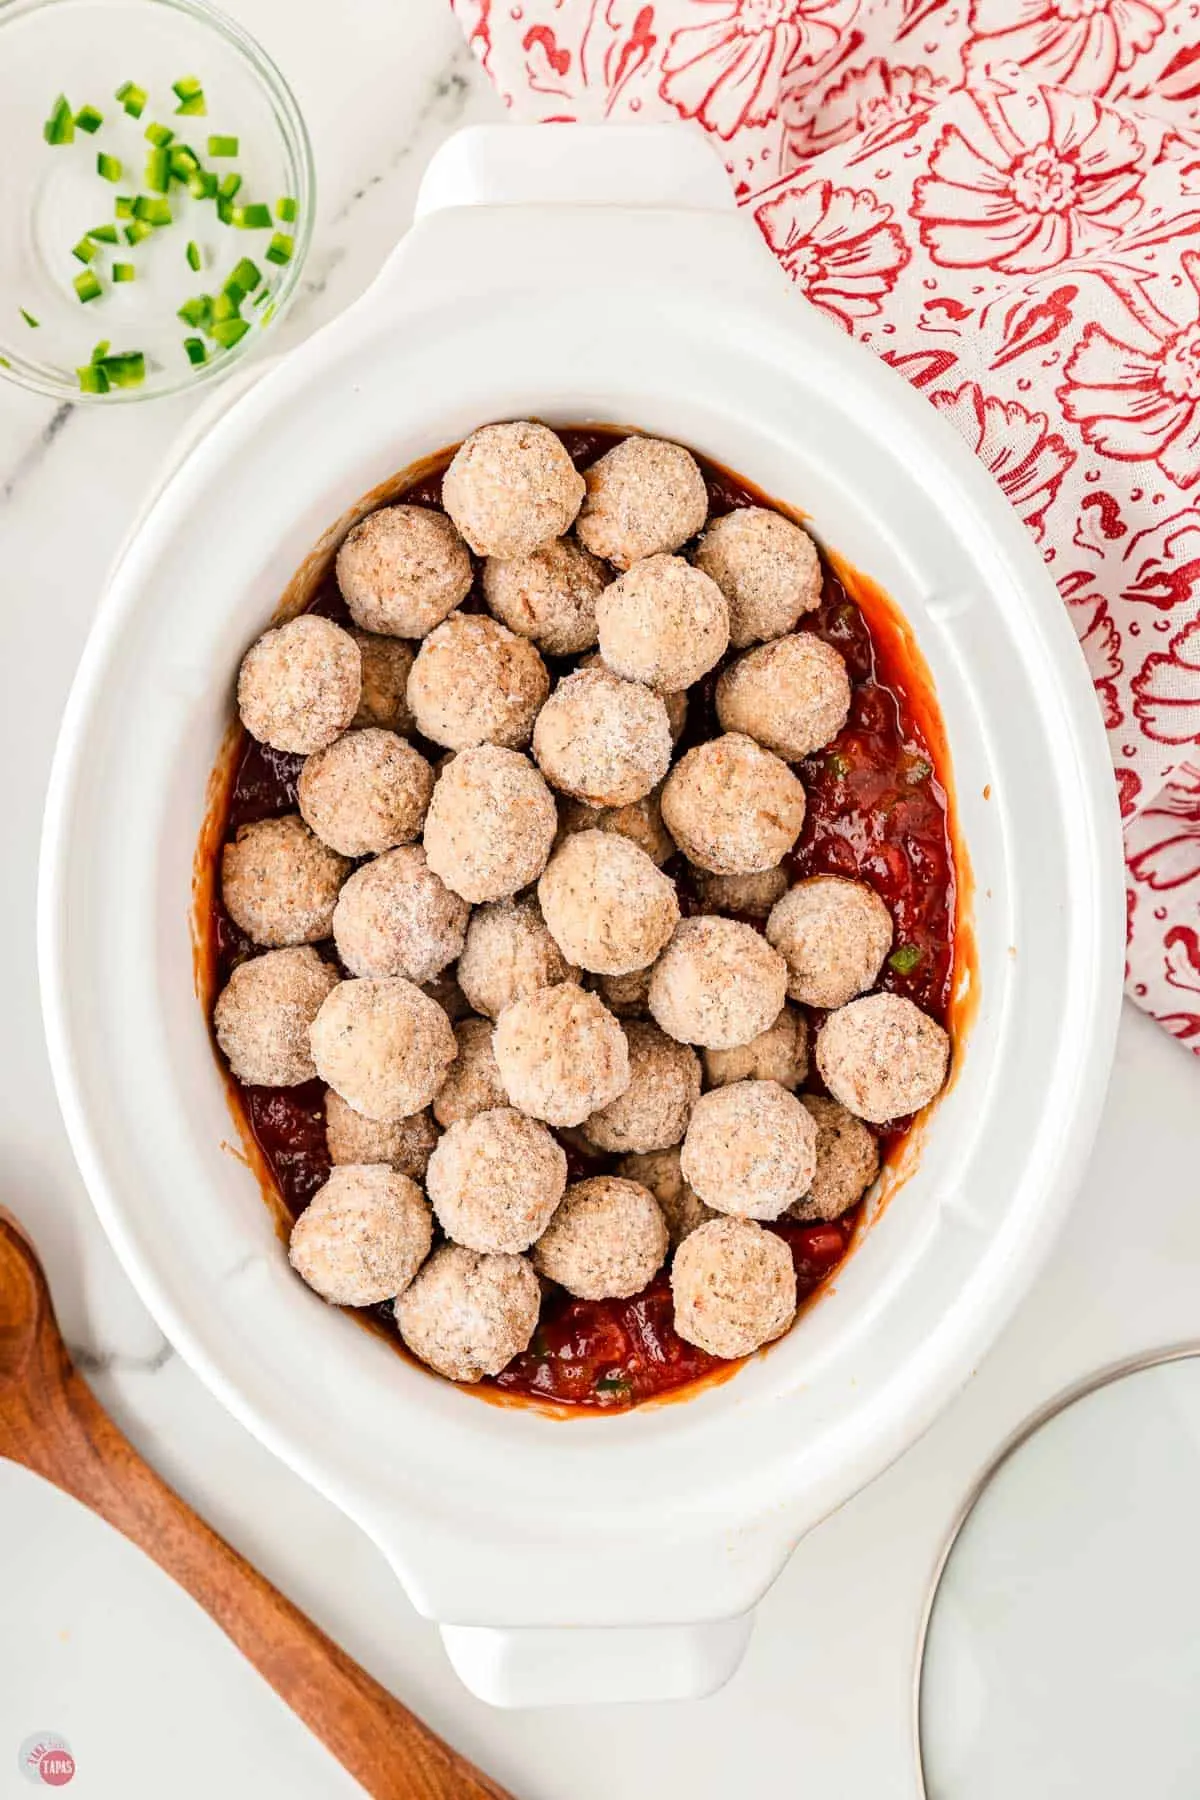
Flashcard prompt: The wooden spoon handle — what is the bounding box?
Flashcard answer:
[28,1355,512,1800]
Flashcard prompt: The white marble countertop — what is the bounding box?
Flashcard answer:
[3,4,1200,1796]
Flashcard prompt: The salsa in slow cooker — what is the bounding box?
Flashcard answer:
[202,428,959,1413]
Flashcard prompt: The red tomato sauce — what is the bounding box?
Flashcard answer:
[203,428,959,1414]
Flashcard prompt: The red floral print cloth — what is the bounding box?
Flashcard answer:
[452,0,1200,1049]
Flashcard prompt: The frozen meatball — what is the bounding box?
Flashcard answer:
[442,421,585,559]
[482,536,607,657]
[532,665,672,808]
[557,786,674,869]
[538,831,679,977]
[693,865,789,920]
[350,630,416,734]
[596,555,729,693]
[789,1095,879,1222]
[671,1217,796,1358]
[457,896,578,1021]
[237,615,361,756]
[432,1016,509,1127]
[428,1107,567,1254]
[221,815,351,948]
[421,972,471,1022]
[766,876,893,1011]
[579,652,688,744]
[298,728,434,859]
[704,1005,808,1091]
[406,613,550,752]
[576,436,708,569]
[716,633,851,760]
[694,508,822,649]
[396,1244,540,1381]
[493,982,630,1127]
[332,845,469,983]
[594,965,652,1018]
[665,687,688,745]
[661,734,806,875]
[214,946,338,1086]
[681,1080,817,1220]
[649,916,787,1051]
[816,992,950,1124]
[582,1022,701,1155]
[289,1165,432,1306]
[532,1176,668,1299]
[311,976,456,1121]
[336,504,472,639]
[616,1148,715,1248]
[423,745,558,904]
[325,1089,438,1181]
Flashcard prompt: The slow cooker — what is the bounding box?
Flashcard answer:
[39,122,1123,1706]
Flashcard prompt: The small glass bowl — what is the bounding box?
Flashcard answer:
[0,0,314,402]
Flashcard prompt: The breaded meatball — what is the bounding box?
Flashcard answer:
[594,965,653,1018]
[538,831,679,977]
[557,786,674,869]
[421,972,471,1022]
[694,508,822,649]
[214,946,338,1086]
[661,734,806,875]
[442,422,585,559]
[532,665,672,808]
[582,1022,701,1155]
[693,865,789,920]
[596,555,729,693]
[336,504,472,639]
[703,1005,808,1091]
[457,896,579,1021]
[766,876,893,1010]
[288,1165,432,1306]
[310,976,457,1121]
[789,1095,879,1222]
[432,1016,509,1127]
[350,630,416,734]
[816,992,950,1124]
[325,1089,438,1180]
[664,687,689,746]
[423,745,558,904]
[616,1147,715,1248]
[406,613,550,752]
[428,1107,567,1254]
[493,982,630,1127]
[298,728,434,859]
[671,1217,796,1358]
[681,1080,818,1220]
[332,845,469,983]
[221,815,351,948]
[579,652,688,744]
[396,1244,540,1381]
[532,1176,668,1299]
[575,436,708,569]
[716,633,851,760]
[237,616,361,755]
[648,916,788,1051]
[482,536,607,657]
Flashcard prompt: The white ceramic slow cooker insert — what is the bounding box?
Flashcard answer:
[39,125,1124,1707]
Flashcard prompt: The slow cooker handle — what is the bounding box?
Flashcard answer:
[413,123,737,219]
[439,1613,755,1708]
[364,121,787,319]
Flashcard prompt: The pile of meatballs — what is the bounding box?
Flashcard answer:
[214,421,951,1390]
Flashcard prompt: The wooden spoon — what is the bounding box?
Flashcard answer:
[0,1211,514,1800]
